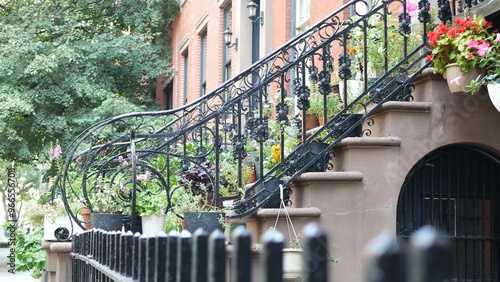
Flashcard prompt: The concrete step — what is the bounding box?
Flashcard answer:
[290,171,363,208]
[331,136,402,172]
[366,101,432,137]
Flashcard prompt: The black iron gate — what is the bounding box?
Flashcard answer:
[397,145,500,281]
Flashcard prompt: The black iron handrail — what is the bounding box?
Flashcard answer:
[57,0,450,230]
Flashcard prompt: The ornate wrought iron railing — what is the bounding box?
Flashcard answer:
[58,0,452,231]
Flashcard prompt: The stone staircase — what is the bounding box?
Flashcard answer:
[245,68,500,281]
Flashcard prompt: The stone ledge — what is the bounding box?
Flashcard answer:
[412,67,443,85]
[251,207,321,219]
[370,101,432,116]
[294,171,363,184]
[336,136,402,149]
[50,242,72,253]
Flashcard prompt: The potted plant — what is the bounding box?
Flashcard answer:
[171,185,226,234]
[461,24,500,110]
[89,178,124,231]
[426,16,493,94]
[136,189,168,234]
[282,235,304,280]
[307,84,342,125]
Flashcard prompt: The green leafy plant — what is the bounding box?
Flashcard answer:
[307,85,342,120]
[349,3,428,78]
[90,177,124,213]
[136,190,168,216]
[13,226,46,278]
[288,235,302,249]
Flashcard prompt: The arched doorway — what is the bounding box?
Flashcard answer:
[397,145,500,281]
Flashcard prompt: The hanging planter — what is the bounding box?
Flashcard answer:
[487,83,500,112]
[444,63,485,94]
[283,248,303,280]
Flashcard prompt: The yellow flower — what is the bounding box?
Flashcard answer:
[271,145,280,163]
[348,45,357,56]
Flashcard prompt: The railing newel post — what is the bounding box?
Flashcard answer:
[261,228,284,282]
[208,229,226,282]
[72,233,79,282]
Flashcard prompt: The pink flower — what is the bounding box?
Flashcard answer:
[476,42,489,56]
[495,33,500,43]
[137,171,151,181]
[467,39,477,49]
[399,1,418,17]
[450,76,462,86]
[49,145,62,159]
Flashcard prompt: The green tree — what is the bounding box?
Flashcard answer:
[0,0,179,162]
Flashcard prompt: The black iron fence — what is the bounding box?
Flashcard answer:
[71,223,453,282]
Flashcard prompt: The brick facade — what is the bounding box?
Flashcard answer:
[157,0,346,109]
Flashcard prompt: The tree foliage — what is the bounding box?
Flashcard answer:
[0,0,179,162]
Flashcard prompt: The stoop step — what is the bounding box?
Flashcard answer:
[290,171,363,208]
[365,101,432,137]
[332,136,402,172]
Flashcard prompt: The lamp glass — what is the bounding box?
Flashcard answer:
[247,1,258,20]
[223,27,232,46]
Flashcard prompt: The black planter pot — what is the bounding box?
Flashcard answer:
[332,113,363,138]
[183,211,225,233]
[90,213,124,231]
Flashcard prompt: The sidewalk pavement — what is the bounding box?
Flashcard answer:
[0,247,40,281]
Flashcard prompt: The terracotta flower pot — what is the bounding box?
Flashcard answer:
[304,113,319,130]
[444,63,485,94]
[79,206,91,229]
